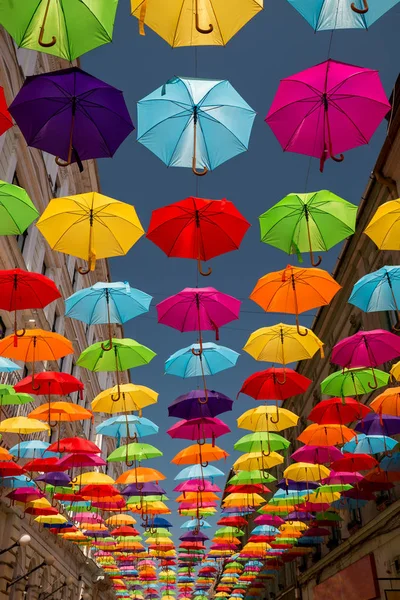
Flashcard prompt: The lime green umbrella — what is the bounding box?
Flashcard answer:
[215,527,245,537]
[0,0,118,62]
[259,190,357,266]
[77,338,156,401]
[143,528,172,537]
[107,442,162,465]
[228,471,276,485]
[315,511,342,522]
[321,367,389,398]
[0,180,39,235]
[127,495,169,504]
[234,432,290,455]
[316,484,353,495]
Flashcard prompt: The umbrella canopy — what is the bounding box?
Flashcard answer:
[234,432,290,453]
[171,444,228,465]
[0,87,12,136]
[290,445,342,464]
[167,418,230,442]
[78,339,156,372]
[0,416,50,435]
[330,454,378,473]
[147,197,250,276]
[28,402,93,423]
[0,180,39,235]
[168,390,233,419]
[298,423,356,446]
[349,266,400,325]
[96,415,159,439]
[107,443,163,463]
[47,437,101,454]
[138,77,256,174]
[92,384,158,415]
[364,199,400,250]
[0,0,118,60]
[265,59,390,172]
[370,387,400,416]
[239,368,311,401]
[283,463,330,482]
[307,397,371,425]
[354,413,400,436]
[342,434,397,455]
[10,67,134,169]
[321,367,389,397]
[37,193,143,274]
[165,343,239,378]
[9,441,57,459]
[131,0,263,46]
[15,371,83,399]
[238,406,299,432]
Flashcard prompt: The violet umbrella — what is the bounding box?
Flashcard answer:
[9,67,134,171]
[168,390,234,419]
[331,329,400,389]
[180,531,209,542]
[265,59,390,172]
[354,413,400,436]
[121,483,167,496]
[290,445,343,464]
[36,472,71,486]
[167,417,230,445]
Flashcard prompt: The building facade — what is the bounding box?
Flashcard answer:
[0,28,128,600]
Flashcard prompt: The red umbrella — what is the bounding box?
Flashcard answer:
[225,484,271,494]
[47,437,101,454]
[24,457,64,473]
[111,526,140,536]
[239,367,311,400]
[80,484,120,498]
[331,454,378,472]
[303,527,330,537]
[217,516,248,527]
[356,479,393,493]
[25,505,59,516]
[0,86,12,136]
[0,268,60,339]
[56,453,106,470]
[146,196,250,276]
[7,488,44,503]
[53,492,85,502]
[308,397,371,425]
[15,371,84,400]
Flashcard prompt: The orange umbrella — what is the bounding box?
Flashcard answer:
[175,492,220,502]
[297,423,356,446]
[0,329,73,384]
[28,402,93,425]
[0,447,13,460]
[116,467,166,485]
[370,387,400,416]
[171,443,229,465]
[250,265,341,335]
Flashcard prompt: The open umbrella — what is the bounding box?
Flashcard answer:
[321,367,389,398]
[354,413,400,436]
[96,415,159,439]
[165,343,239,378]
[239,367,311,401]
[10,67,134,170]
[0,416,50,435]
[307,397,371,425]
[168,390,233,419]
[138,77,256,175]
[266,59,390,172]
[167,418,230,444]
[92,383,158,414]
[298,423,356,446]
[15,371,83,400]
[0,180,39,236]
[37,193,144,274]
[349,266,400,329]
[147,197,250,276]
[364,199,400,250]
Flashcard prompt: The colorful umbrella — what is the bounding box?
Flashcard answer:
[349,266,400,326]
[9,441,57,459]
[364,199,400,250]
[47,437,101,454]
[239,367,311,402]
[354,413,400,436]
[15,371,83,400]
[298,423,356,446]
[290,445,342,464]
[138,77,256,175]
[165,342,239,378]
[320,367,389,398]
[172,444,228,465]
[168,390,233,419]
[342,434,397,454]
[238,406,299,431]
[265,59,390,172]
[96,415,159,439]
[147,197,250,276]
[0,416,50,435]
[92,383,158,415]
[0,180,39,235]
[167,418,230,443]
[307,397,371,425]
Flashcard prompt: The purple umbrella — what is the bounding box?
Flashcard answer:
[285,511,314,521]
[331,330,400,389]
[276,479,319,491]
[121,482,166,496]
[168,390,233,420]
[355,413,400,436]
[180,531,209,542]
[84,530,110,538]
[9,67,134,171]
[290,445,343,464]
[35,471,71,486]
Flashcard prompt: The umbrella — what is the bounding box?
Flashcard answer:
[298,423,356,446]
[239,368,311,401]
[174,465,225,481]
[137,77,256,175]
[92,383,158,414]
[47,437,101,455]
[265,59,390,172]
[0,269,61,339]
[349,266,400,328]
[283,463,330,483]
[15,371,83,400]
[10,67,134,169]
[96,416,159,439]
[165,342,239,378]
[9,441,58,460]
[169,390,233,419]
[65,281,152,348]
[331,330,400,388]
[342,434,397,454]
[370,387,400,416]
[0,180,39,236]
[330,454,378,472]
[286,0,400,30]
[0,0,118,61]
[233,452,283,471]
[167,417,230,444]
[171,444,228,465]
[0,329,73,384]
[0,416,50,435]
[28,402,92,426]
[131,0,263,44]
[250,264,341,334]
[0,86,12,136]
[238,406,299,431]
[290,445,342,464]
[259,191,357,266]
[78,339,156,400]
[320,367,389,398]
[364,199,400,250]
[107,443,163,465]
[307,397,371,425]
[116,467,166,485]
[57,453,107,470]
[147,196,250,276]
[37,193,144,275]
[234,432,290,454]
[354,413,400,436]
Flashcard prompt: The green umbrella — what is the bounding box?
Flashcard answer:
[259,190,357,266]
[234,432,290,455]
[316,484,353,495]
[0,180,39,235]
[228,471,276,485]
[315,511,343,522]
[127,494,169,503]
[321,367,389,398]
[77,338,156,401]
[143,528,172,537]
[107,442,162,465]
[215,527,245,537]
[0,0,118,62]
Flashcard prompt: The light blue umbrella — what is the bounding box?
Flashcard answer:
[0,475,36,488]
[137,77,256,175]
[251,525,280,536]
[9,441,59,459]
[349,266,400,316]
[174,464,225,481]
[65,281,152,325]
[380,453,400,472]
[95,415,158,439]
[165,342,239,378]
[332,497,368,510]
[286,0,400,31]
[0,357,21,372]
[180,519,212,529]
[342,434,397,454]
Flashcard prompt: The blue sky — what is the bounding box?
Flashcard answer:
[83,2,400,540]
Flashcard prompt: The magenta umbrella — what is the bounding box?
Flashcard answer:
[331,330,400,389]
[167,417,230,444]
[156,287,241,353]
[322,471,363,485]
[74,512,104,523]
[254,515,285,526]
[57,453,107,470]
[174,479,222,493]
[266,59,390,172]
[290,445,343,464]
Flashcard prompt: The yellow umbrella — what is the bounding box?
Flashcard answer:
[233,451,283,471]
[222,493,265,506]
[309,491,340,504]
[237,406,299,431]
[92,383,158,414]
[106,514,137,526]
[283,463,330,483]
[37,192,144,274]
[0,416,50,435]
[390,361,400,381]
[35,514,67,524]
[364,199,400,250]
[131,0,263,45]
[244,324,324,381]
[280,522,307,533]
[72,472,115,486]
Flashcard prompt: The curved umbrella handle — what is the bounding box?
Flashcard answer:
[197,437,207,446]
[198,389,209,404]
[55,156,72,168]
[200,461,209,468]
[275,370,287,386]
[261,448,271,458]
[198,258,212,277]
[38,0,56,47]
[368,368,378,390]
[195,0,214,33]
[295,315,308,337]
[331,153,345,163]
[351,0,368,13]
[270,402,280,425]
[191,337,203,356]
[310,252,322,267]
[14,328,26,338]
[101,339,113,352]
[192,162,208,177]
[111,385,122,402]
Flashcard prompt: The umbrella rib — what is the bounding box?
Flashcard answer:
[59,1,71,58]
[327,99,373,145]
[167,116,194,168]
[77,94,134,126]
[77,103,121,157]
[200,112,249,151]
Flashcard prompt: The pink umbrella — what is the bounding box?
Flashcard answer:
[178,502,217,510]
[322,471,363,485]
[57,453,107,470]
[290,445,343,464]
[254,515,285,527]
[167,417,230,444]
[266,59,390,172]
[74,512,104,523]
[174,479,221,493]
[331,330,400,389]
[156,287,240,353]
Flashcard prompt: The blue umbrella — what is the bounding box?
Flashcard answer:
[286,0,400,31]
[251,525,280,536]
[342,434,397,454]
[152,517,173,528]
[380,452,400,472]
[174,465,225,480]
[332,497,368,510]
[181,519,212,529]
[9,441,59,459]
[165,342,239,378]
[349,266,400,321]
[95,415,158,439]
[0,357,21,372]
[0,475,35,488]
[137,77,256,175]
[298,537,323,545]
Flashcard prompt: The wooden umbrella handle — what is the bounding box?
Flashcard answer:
[351,0,368,14]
